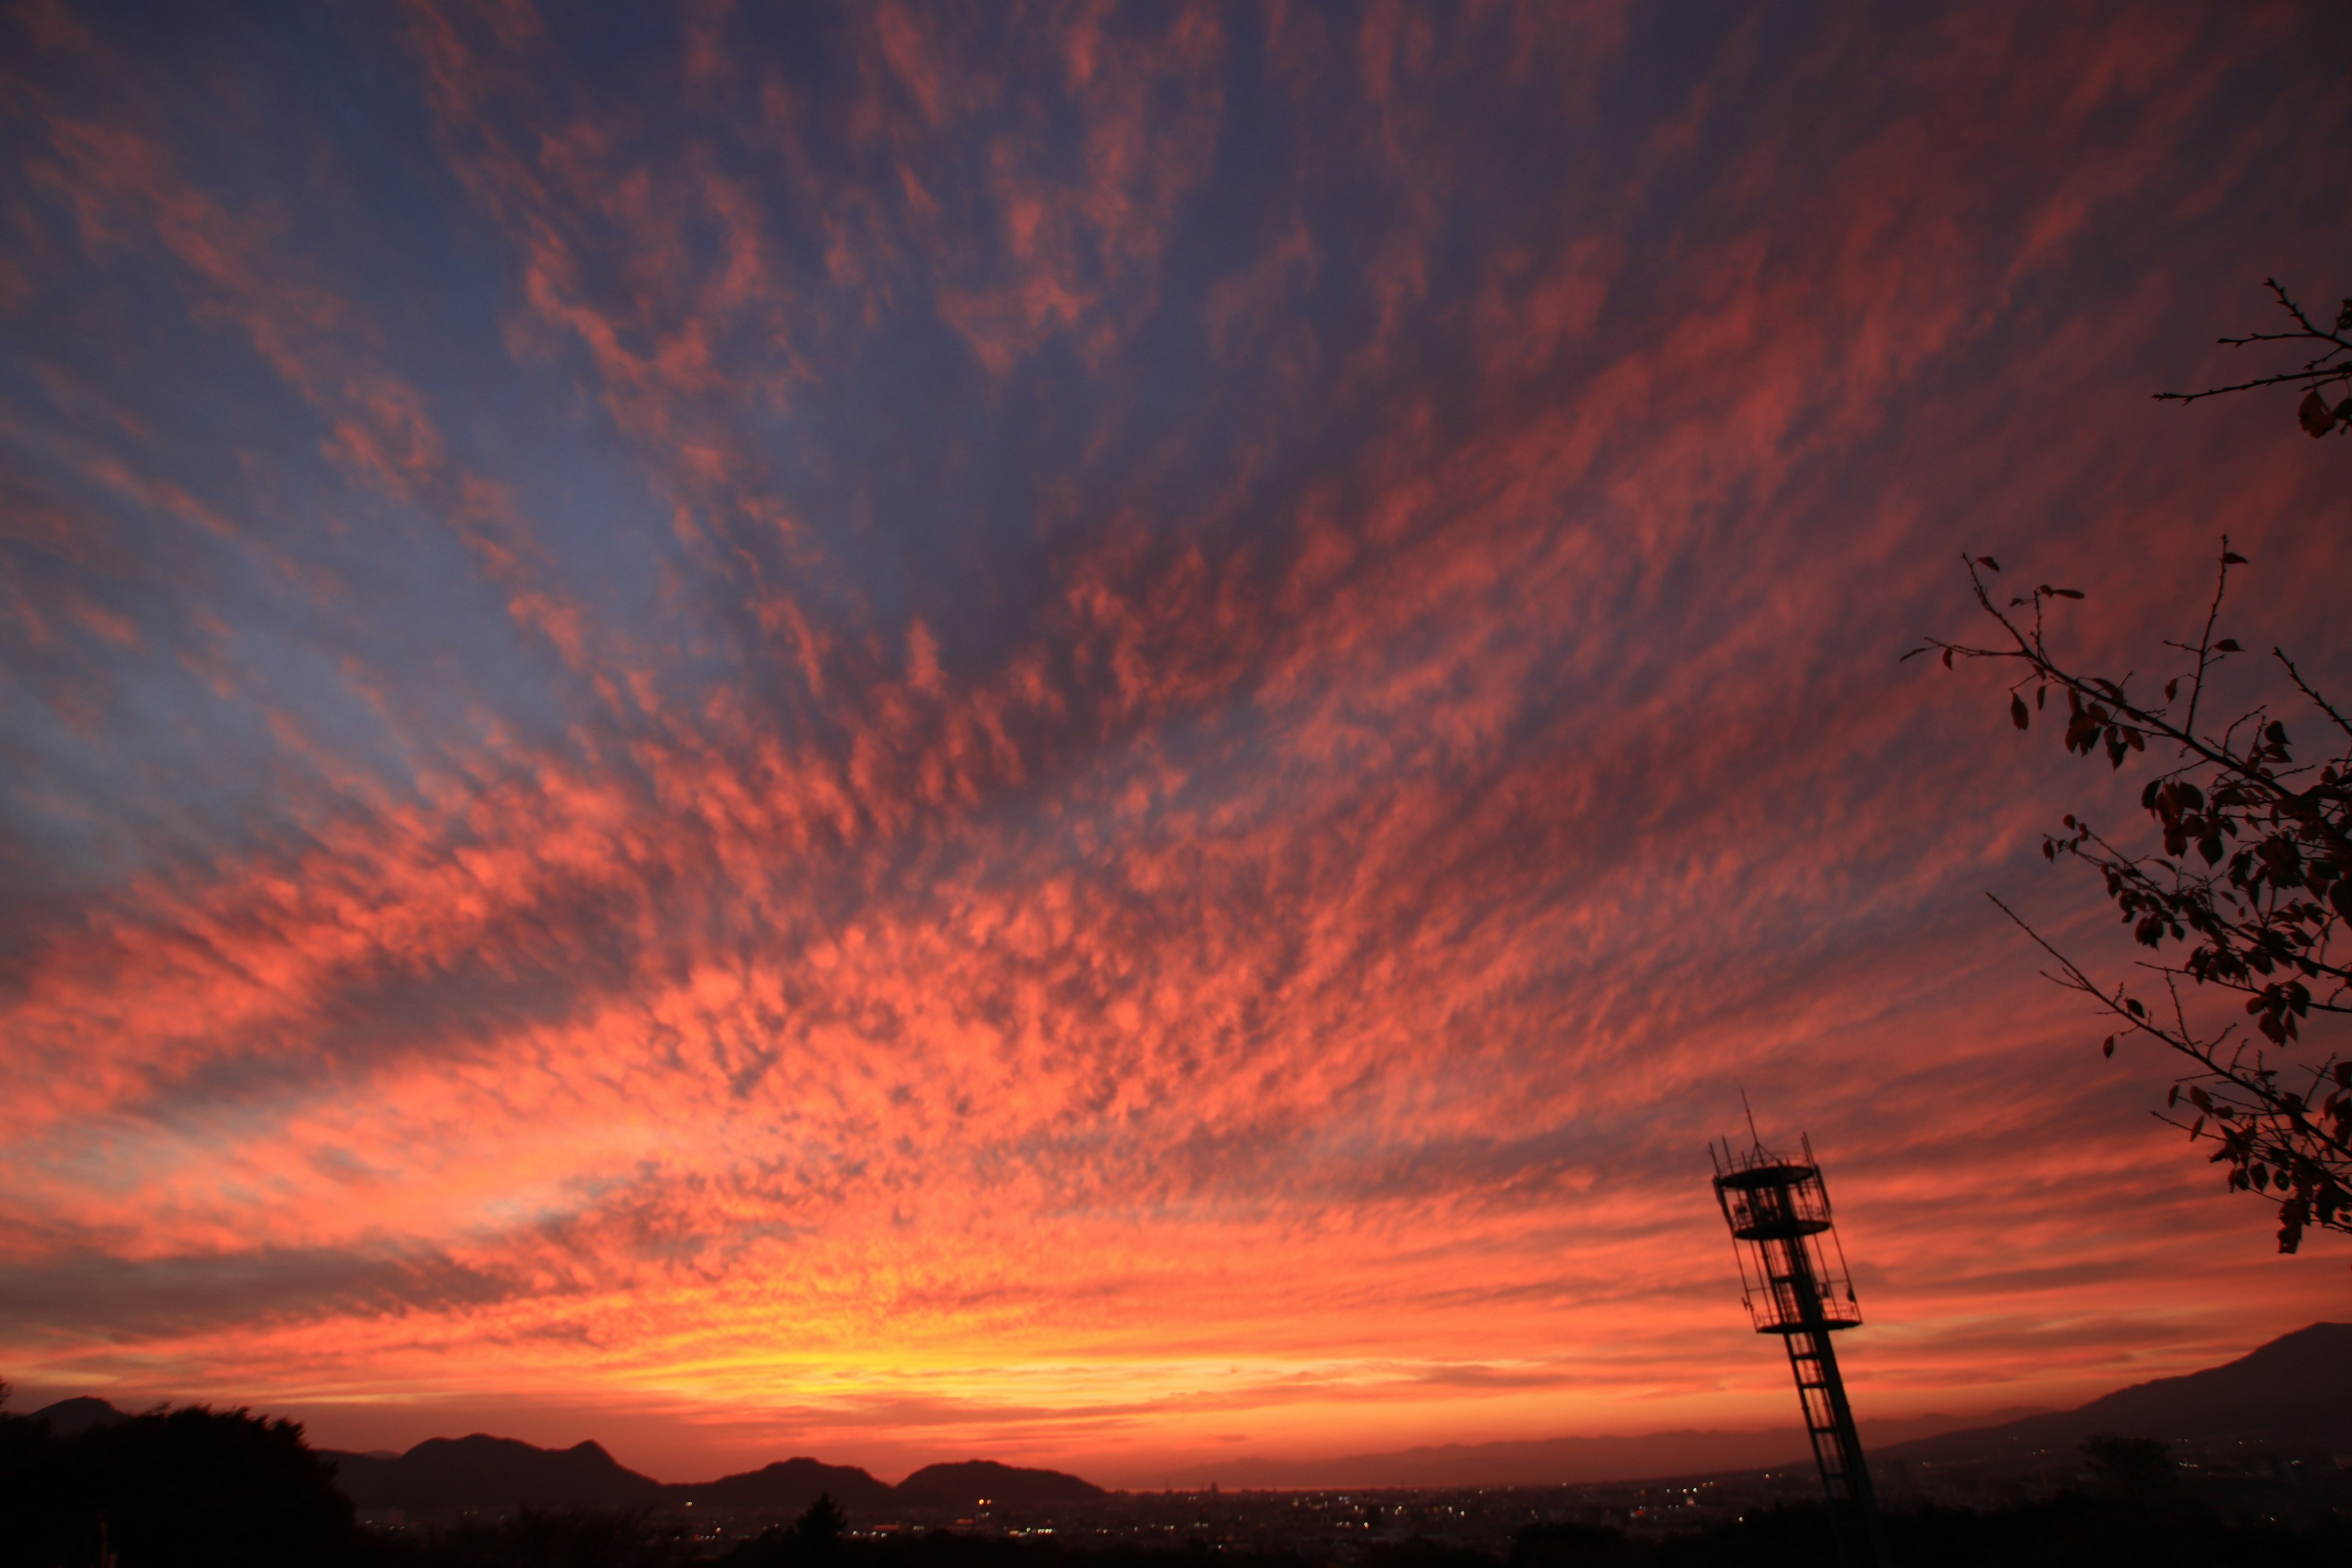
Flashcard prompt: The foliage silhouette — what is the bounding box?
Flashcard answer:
[797,1491,850,1545]
[0,1401,355,1567]
[1912,282,2351,1251]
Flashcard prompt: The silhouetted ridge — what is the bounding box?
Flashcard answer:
[893,1458,1106,1510]
[318,1433,1094,1515]
[324,1431,664,1510]
[667,1455,895,1513]
[1881,1321,2352,1464]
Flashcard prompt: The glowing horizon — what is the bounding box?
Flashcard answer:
[2,0,2346,1488]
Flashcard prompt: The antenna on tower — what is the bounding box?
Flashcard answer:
[1709,1116,1889,1568]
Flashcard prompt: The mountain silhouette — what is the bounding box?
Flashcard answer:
[316,1436,1093,1515]
[894,1459,1106,1510]
[326,1433,665,1510]
[1879,1320,2352,1465]
[666,1456,895,1514]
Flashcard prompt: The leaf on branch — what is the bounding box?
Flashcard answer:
[2102,1035,2115,1058]
[2049,588,2085,600]
[1977,556,2001,571]
[2220,552,2247,565]
[1943,647,1954,669]
[2298,388,2336,437]
[2164,678,2179,701]
[2011,694,2030,730]
[2214,638,2242,653]
[2125,997,2147,1019]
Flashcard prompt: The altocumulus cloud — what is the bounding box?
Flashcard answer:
[0,0,2346,1479]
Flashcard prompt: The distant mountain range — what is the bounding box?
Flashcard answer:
[29,1322,2347,1504]
[311,1439,1102,1517]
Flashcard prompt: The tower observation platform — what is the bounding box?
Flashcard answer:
[1711,1131,1889,1568]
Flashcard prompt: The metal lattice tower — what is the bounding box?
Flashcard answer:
[1711,1129,1890,1568]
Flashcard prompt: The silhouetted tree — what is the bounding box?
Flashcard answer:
[1913,281,2350,1253]
[798,1492,850,1546]
[0,1402,355,1566]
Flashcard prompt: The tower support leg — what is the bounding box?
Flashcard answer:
[1781,1327,1889,1568]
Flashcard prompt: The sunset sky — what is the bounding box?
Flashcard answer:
[2,1,2348,1487]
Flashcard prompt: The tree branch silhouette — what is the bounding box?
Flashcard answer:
[2153,277,2352,437]
[1911,532,2350,1253]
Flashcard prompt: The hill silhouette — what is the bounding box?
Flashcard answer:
[1879,1320,2352,1466]
[668,1456,897,1514]
[328,1433,665,1510]
[894,1459,1106,1510]
[312,1434,1089,1517]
